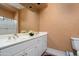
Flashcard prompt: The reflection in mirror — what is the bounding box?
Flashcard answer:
[0,16,17,35]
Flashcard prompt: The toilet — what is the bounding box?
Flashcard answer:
[71,37,79,55]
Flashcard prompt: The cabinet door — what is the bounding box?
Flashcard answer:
[36,35,47,55]
[14,50,25,56]
[0,42,28,56]
[14,39,37,56]
[24,47,37,56]
[0,39,36,56]
[42,35,47,52]
[0,51,1,56]
[37,37,43,55]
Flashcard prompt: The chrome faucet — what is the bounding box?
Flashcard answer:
[8,36,11,40]
[14,34,19,38]
[8,36,16,40]
[8,34,19,40]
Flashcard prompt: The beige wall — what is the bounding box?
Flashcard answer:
[1,3,79,51]
[40,4,79,51]
[19,8,40,32]
[13,11,19,33]
[0,7,14,19]
[18,3,79,51]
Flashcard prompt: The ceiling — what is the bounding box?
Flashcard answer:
[0,3,48,12]
[0,3,24,13]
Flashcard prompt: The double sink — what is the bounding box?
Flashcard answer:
[0,33,31,49]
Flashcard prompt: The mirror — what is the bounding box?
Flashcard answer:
[0,16,17,35]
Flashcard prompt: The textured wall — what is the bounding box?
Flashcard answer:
[18,3,79,51]
[0,7,14,19]
[40,4,79,51]
[19,8,40,32]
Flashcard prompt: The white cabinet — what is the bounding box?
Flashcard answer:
[0,34,47,56]
[15,50,25,56]
[42,35,47,52]
[25,47,36,56]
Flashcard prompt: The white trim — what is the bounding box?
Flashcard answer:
[46,48,74,56]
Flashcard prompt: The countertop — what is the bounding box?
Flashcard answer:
[0,32,47,50]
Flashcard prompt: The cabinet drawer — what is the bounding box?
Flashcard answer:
[14,50,25,56]
[0,39,36,56]
[24,46,37,56]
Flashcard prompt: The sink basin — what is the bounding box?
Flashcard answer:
[0,33,32,49]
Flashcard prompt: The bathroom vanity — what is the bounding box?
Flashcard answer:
[0,32,47,56]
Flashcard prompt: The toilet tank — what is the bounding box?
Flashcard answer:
[71,38,79,50]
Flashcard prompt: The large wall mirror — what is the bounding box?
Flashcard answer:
[0,16,17,35]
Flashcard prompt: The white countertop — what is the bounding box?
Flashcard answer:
[0,32,47,50]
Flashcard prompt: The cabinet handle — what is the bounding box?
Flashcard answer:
[22,53,27,56]
[22,55,24,56]
[25,53,27,55]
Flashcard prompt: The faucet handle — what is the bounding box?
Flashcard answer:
[14,34,19,38]
[13,36,16,39]
[8,36,11,40]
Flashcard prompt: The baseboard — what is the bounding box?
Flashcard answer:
[46,48,74,56]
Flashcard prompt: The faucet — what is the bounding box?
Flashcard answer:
[8,36,11,40]
[14,34,19,38]
[8,36,16,40]
[8,34,19,40]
